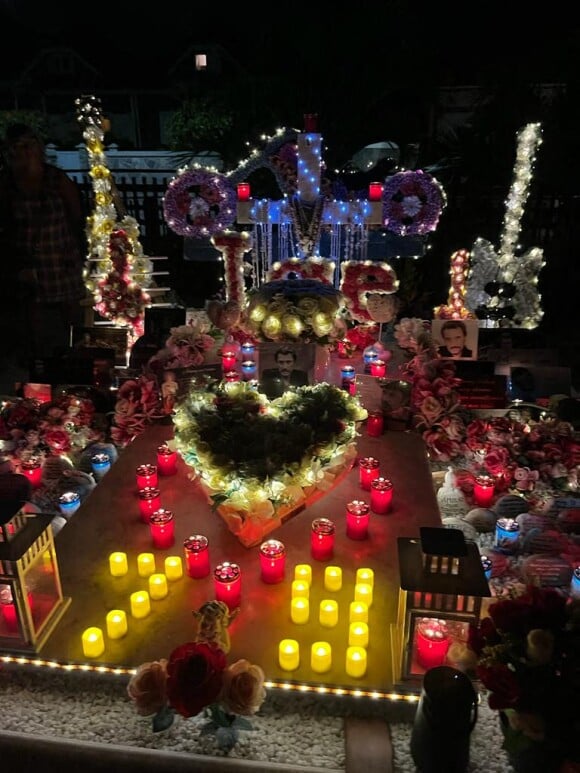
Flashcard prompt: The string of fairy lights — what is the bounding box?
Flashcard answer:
[0,653,419,702]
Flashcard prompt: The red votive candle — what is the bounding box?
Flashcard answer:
[222,354,237,370]
[214,562,242,610]
[20,457,42,488]
[473,475,495,507]
[138,487,161,523]
[359,457,380,490]
[370,359,386,377]
[237,182,251,201]
[310,518,335,561]
[367,411,384,437]
[370,477,393,514]
[156,445,177,476]
[183,535,210,578]
[149,508,175,549]
[259,539,287,584]
[136,464,158,489]
[0,585,17,632]
[224,370,240,383]
[368,182,383,201]
[416,618,450,670]
[346,500,370,540]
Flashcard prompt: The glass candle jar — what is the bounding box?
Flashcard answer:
[258,539,286,584]
[340,365,356,391]
[370,477,393,514]
[495,517,520,554]
[138,487,161,523]
[366,411,384,437]
[184,535,210,578]
[416,617,450,670]
[224,370,240,383]
[571,566,580,599]
[136,464,158,489]
[346,500,370,540]
[358,457,380,490]
[310,518,335,561]
[221,351,238,370]
[213,562,242,610]
[241,341,255,357]
[473,475,495,507]
[481,555,493,581]
[21,457,42,488]
[149,509,175,550]
[58,491,81,517]
[370,359,386,378]
[241,360,257,380]
[91,453,111,479]
[156,445,177,476]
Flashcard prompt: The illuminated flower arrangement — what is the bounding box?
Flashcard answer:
[94,228,151,338]
[466,586,580,768]
[267,256,335,284]
[244,278,346,344]
[127,601,266,753]
[382,169,446,236]
[110,376,165,448]
[172,382,366,543]
[163,167,237,239]
[340,260,399,323]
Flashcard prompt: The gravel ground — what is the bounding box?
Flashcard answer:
[0,664,513,771]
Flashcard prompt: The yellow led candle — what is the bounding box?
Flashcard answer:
[109,551,128,577]
[349,621,369,648]
[319,599,339,628]
[137,553,155,578]
[324,566,342,592]
[356,567,374,589]
[81,626,105,658]
[290,596,310,624]
[349,601,369,623]
[346,645,367,678]
[106,609,128,640]
[149,573,168,600]
[354,582,373,608]
[311,641,332,673]
[291,579,310,599]
[294,564,312,586]
[164,556,183,581]
[130,590,151,618]
[279,639,300,671]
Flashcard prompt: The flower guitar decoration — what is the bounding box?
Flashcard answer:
[382,169,446,236]
[163,167,237,239]
[340,260,399,323]
[94,229,151,338]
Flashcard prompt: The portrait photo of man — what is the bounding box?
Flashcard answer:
[432,319,478,360]
[259,345,311,399]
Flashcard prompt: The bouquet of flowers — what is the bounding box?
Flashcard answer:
[244,278,346,344]
[110,375,165,448]
[147,315,221,375]
[467,586,580,769]
[127,600,266,753]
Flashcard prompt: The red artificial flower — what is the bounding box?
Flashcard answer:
[466,419,489,439]
[42,428,72,453]
[489,598,533,634]
[484,446,510,476]
[166,641,227,718]
[477,664,521,709]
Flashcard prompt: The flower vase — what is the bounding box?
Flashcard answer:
[498,711,566,773]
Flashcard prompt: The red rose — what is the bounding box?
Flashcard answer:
[489,598,532,634]
[466,419,488,438]
[42,428,71,453]
[477,664,520,709]
[484,446,510,475]
[166,641,227,718]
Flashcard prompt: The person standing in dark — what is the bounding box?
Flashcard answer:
[0,123,87,363]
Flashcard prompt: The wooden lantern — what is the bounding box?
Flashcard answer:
[0,504,71,652]
[391,527,490,687]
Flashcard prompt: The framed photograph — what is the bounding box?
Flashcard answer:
[72,326,130,367]
[380,378,412,430]
[257,343,315,399]
[431,319,479,361]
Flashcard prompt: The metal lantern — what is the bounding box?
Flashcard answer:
[0,504,71,652]
[391,527,490,687]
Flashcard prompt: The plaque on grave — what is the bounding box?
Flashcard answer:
[521,554,572,587]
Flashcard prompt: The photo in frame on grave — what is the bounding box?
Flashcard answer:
[257,342,315,400]
[71,326,130,367]
[431,318,479,361]
[379,378,412,431]
[156,363,223,415]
